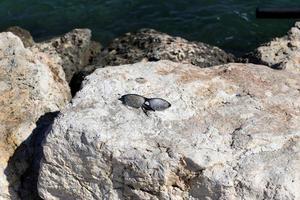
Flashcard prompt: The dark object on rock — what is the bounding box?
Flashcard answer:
[119,94,146,109]
[5,26,34,47]
[97,28,235,68]
[119,94,171,115]
[144,98,171,111]
[256,7,300,18]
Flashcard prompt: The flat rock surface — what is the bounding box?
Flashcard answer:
[0,32,71,199]
[38,60,300,200]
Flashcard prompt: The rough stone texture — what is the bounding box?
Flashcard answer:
[38,60,300,200]
[71,28,235,97]
[0,32,71,199]
[245,22,300,73]
[31,29,101,82]
[98,29,235,67]
[4,26,35,48]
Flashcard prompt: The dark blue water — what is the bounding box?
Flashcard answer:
[0,0,298,55]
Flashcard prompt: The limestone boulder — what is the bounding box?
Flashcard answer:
[245,22,300,73]
[0,32,70,199]
[71,29,235,96]
[98,29,235,67]
[38,60,300,200]
[31,29,101,82]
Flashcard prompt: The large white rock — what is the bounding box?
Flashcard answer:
[0,32,71,199]
[38,60,300,200]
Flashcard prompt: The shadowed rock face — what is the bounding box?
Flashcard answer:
[0,32,71,199]
[98,28,235,67]
[38,60,300,200]
[243,22,300,73]
[5,112,59,200]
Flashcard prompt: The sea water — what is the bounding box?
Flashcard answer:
[0,0,298,55]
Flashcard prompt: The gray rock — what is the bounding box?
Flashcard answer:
[4,26,35,48]
[31,29,101,83]
[38,60,300,200]
[98,29,235,67]
[70,29,235,97]
[244,22,300,73]
[0,32,71,199]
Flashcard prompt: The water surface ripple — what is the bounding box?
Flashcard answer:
[0,0,298,55]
